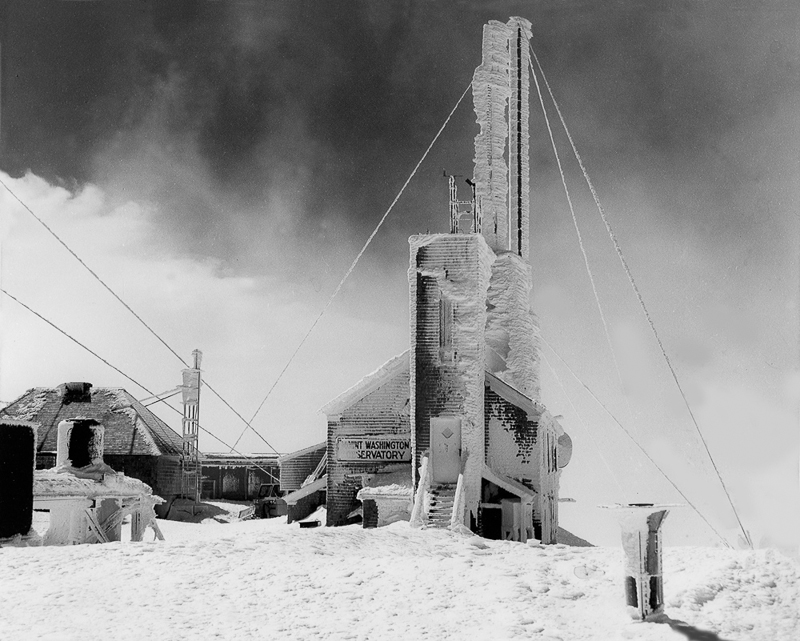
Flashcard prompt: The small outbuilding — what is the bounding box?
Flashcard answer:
[200,453,280,501]
[316,18,574,543]
[278,442,327,523]
[0,383,185,504]
[321,352,412,528]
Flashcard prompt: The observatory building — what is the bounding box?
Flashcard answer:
[323,17,571,543]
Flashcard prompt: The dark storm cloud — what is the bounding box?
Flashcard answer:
[523,2,800,270]
[2,1,797,278]
[1,0,478,284]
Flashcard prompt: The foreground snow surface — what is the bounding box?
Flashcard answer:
[1,517,798,641]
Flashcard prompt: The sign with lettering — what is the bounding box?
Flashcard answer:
[336,437,412,462]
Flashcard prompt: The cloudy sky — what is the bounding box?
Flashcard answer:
[0,1,798,549]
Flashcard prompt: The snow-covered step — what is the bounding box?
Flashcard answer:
[427,483,457,528]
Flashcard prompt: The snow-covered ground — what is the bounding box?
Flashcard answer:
[1,508,797,641]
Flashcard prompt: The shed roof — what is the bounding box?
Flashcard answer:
[282,475,327,505]
[322,356,542,421]
[0,385,184,456]
[482,465,537,502]
[277,441,326,465]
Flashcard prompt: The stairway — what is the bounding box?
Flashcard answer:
[427,483,457,528]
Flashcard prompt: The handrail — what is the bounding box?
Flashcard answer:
[410,454,430,527]
[449,448,468,529]
[450,472,465,529]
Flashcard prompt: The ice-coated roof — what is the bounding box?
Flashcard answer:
[33,468,156,499]
[0,385,184,456]
[319,350,410,416]
[277,441,326,465]
[482,464,537,501]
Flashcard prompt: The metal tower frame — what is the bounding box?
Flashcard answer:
[181,349,202,503]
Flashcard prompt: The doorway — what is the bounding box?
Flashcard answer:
[430,416,461,484]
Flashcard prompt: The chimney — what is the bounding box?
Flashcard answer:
[62,382,92,405]
[56,419,104,469]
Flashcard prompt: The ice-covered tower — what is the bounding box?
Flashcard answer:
[474,17,540,401]
[410,18,559,539]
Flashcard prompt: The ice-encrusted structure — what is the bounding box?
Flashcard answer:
[485,253,540,399]
[320,16,568,543]
[0,417,164,546]
[472,17,539,399]
[472,20,512,250]
[408,234,495,524]
[473,17,532,260]
[507,18,532,261]
[34,468,163,545]
[406,16,563,541]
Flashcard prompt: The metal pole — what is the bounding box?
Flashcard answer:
[181,350,203,505]
[602,503,678,621]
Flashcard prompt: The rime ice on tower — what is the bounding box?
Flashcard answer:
[472,20,512,250]
[408,17,567,542]
[322,17,570,542]
[473,17,539,400]
[473,18,532,262]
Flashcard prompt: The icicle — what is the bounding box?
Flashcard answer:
[472,20,511,252]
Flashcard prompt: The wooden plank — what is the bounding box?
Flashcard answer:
[100,508,125,539]
[150,520,165,541]
[84,509,109,544]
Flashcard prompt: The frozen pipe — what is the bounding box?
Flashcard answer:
[0,420,37,539]
[56,419,104,468]
[602,503,678,621]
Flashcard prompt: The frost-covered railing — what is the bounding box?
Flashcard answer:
[410,454,430,528]
[449,449,469,529]
[449,471,465,529]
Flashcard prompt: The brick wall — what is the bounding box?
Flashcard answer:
[280,446,325,492]
[287,490,325,524]
[155,455,183,499]
[362,499,378,529]
[326,368,410,526]
[35,452,56,469]
[105,454,159,489]
[484,386,538,483]
[537,411,560,544]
